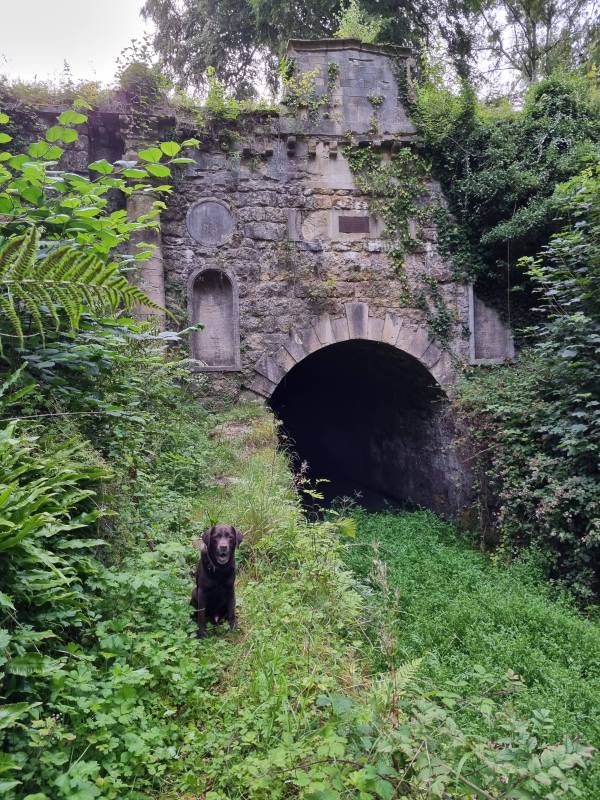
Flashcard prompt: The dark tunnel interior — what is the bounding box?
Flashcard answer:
[268,340,468,515]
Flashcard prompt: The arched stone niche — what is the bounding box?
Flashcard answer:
[188,267,240,370]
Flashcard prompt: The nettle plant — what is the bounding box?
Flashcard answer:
[0,107,199,264]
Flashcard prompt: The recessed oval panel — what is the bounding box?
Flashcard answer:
[186,200,234,246]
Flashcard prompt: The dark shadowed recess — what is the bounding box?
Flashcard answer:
[269,340,468,515]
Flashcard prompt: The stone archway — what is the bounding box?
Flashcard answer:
[246,302,456,399]
[247,303,469,515]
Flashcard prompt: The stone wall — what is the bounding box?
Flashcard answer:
[2,42,515,515]
[159,39,511,403]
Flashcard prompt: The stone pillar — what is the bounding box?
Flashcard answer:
[127,190,166,328]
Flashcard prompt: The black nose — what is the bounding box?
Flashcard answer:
[218,545,228,553]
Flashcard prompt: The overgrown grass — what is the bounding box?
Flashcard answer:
[5,403,367,799]
[344,509,600,794]
[6,395,596,798]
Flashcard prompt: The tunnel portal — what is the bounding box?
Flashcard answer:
[269,339,467,515]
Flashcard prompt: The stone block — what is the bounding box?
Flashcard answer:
[431,352,455,391]
[244,222,283,241]
[314,313,335,346]
[367,316,384,342]
[284,328,308,362]
[396,322,429,358]
[246,372,277,398]
[274,346,297,374]
[420,339,443,370]
[382,311,403,346]
[253,352,285,384]
[332,315,350,342]
[345,301,369,339]
[302,326,322,355]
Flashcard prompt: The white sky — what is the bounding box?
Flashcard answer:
[0,0,153,85]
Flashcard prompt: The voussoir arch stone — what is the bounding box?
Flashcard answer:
[246,302,454,398]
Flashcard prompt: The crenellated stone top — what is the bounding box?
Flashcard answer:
[282,38,418,139]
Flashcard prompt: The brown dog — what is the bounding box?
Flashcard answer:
[191,524,243,638]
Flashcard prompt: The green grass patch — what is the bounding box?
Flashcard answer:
[343,509,600,794]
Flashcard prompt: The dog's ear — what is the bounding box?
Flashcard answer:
[201,526,215,552]
[233,527,244,546]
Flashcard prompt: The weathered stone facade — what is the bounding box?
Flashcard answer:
[4,39,514,515]
[154,38,513,516]
[157,39,512,406]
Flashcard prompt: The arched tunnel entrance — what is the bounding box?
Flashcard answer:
[268,339,469,515]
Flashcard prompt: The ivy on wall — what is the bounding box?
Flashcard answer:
[343,142,461,348]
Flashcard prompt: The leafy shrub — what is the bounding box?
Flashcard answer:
[413,67,600,313]
[459,161,600,599]
[334,0,386,43]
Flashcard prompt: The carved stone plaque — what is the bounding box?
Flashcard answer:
[186,200,235,246]
[339,215,370,234]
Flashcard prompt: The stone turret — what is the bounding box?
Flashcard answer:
[283,38,417,139]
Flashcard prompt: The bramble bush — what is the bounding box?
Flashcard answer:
[413,66,600,319]
[458,161,600,599]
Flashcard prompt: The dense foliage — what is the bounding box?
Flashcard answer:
[458,161,600,599]
[141,0,599,95]
[414,68,600,315]
[2,18,600,796]
[141,0,474,96]
[344,510,600,796]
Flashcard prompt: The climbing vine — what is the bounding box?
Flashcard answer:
[281,66,330,122]
[432,206,484,283]
[343,143,460,348]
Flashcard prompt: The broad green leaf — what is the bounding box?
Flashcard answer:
[28,141,49,158]
[0,780,21,792]
[45,214,71,225]
[0,113,9,124]
[57,110,88,125]
[181,137,200,147]
[59,197,81,209]
[46,145,64,161]
[169,157,196,164]
[8,154,28,170]
[160,141,181,157]
[74,206,101,218]
[0,702,38,730]
[122,167,148,179]
[19,187,44,205]
[0,133,12,144]
[0,195,14,213]
[89,159,113,175]
[6,654,60,676]
[146,163,171,178]
[138,146,162,163]
[0,152,11,162]
[46,126,78,144]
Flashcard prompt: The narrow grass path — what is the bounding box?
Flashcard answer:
[344,510,600,794]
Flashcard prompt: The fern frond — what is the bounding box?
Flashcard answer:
[0,296,24,351]
[33,284,61,332]
[12,286,46,343]
[394,658,423,692]
[11,227,39,280]
[0,235,27,278]
[0,232,166,345]
[43,246,74,280]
